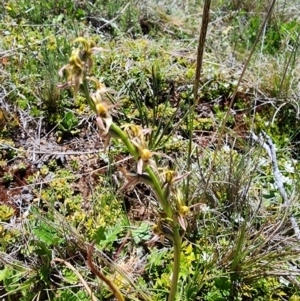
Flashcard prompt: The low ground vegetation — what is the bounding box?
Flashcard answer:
[1,0,300,300]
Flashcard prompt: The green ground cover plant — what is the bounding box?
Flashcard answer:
[1,0,300,300]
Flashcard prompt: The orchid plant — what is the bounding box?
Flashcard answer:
[58,37,192,301]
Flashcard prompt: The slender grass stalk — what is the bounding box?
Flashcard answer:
[193,0,211,102]
[231,217,247,271]
[278,32,300,96]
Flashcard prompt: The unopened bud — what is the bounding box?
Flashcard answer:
[165,170,175,184]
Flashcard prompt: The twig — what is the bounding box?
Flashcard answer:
[87,2,130,31]
[279,32,300,96]
[249,131,300,240]
[52,258,97,301]
[0,143,101,155]
[250,132,288,205]
[113,231,131,260]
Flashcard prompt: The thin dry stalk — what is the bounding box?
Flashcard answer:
[194,0,211,102]
[52,258,97,301]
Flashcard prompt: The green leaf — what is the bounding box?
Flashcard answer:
[65,111,74,126]
[100,224,122,245]
[131,222,152,244]
[76,9,85,18]
[58,111,79,132]
[63,269,78,284]
[39,266,51,284]
[55,289,89,301]
[205,290,226,301]
[92,226,106,244]
[0,266,9,282]
[32,222,62,246]
[34,241,52,258]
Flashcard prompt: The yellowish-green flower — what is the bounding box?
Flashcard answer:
[94,102,112,134]
[173,189,205,231]
[89,77,118,135]
[174,189,189,230]
[58,37,107,95]
[58,48,84,95]
[72,37,107,72]
[88,76,117,104]
[131,134,157,174]
[123,124,145,137]
[162,169,190,199]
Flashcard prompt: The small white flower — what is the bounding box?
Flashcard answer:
[281,175,293,185]
[173,135,183,141]
[222,144,230,153]
[202,252,213,263]
[200,204,210,213]
[233,213,244,223]
[99,153,109,163]
[279,276,290,286]
[284,161,295,173]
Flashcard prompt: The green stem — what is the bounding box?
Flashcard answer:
[81,78,96,113]
[110,123,139,158]
[168,224,181,301]
[145,166,172,218]
[71,54,183,301]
